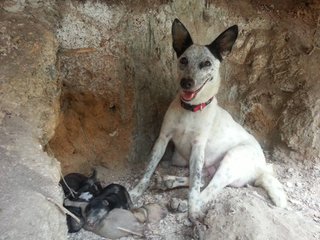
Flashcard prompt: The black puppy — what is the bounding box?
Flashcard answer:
[85,183,132,230]
[65,206,85,233]
[60,170,102,232]
[60,170,102,201]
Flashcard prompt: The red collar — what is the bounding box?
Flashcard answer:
[180,96,214,112]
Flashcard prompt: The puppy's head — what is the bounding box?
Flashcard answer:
[172,19,238,102]
[85,199,110,229]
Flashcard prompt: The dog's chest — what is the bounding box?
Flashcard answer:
[167,103,257,164]
[171,111,213,155]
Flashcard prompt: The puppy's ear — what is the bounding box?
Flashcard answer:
[206,25,238,61]
[172,19,193,58]
[89,169,97,180]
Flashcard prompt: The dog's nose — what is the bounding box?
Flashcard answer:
[180,78,194,90]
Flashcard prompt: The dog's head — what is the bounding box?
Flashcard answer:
[172,19,238,103]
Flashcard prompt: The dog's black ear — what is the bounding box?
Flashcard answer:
[172,19,193,58]
[206,25,238,61]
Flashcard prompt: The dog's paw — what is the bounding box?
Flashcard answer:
[193,220,208,240]
[150,172,166,190]
[152,172,175,191]
[128,189,141,203]
[189,211,205,223]
[189,203,206,223]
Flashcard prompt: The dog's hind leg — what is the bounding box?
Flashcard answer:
[199,145,264,211]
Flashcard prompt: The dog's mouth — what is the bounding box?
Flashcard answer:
[180,78,210,102]
[181,91,196,101]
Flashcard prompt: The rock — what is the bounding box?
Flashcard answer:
[94,208,144,239]
[182,218,192,227]
[144,203,168,223]
[169,198,188,213]
[0,2,66,239]
[203,190,320,240]
[132,207,148,223]
[132,203,168,223]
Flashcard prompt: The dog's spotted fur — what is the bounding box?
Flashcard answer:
[130,19,287,222]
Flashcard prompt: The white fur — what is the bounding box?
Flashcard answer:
[79,192,93,201]
[254,164,287,208]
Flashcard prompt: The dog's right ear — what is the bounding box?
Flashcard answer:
[172,19,193,58]
[206,25,238,61]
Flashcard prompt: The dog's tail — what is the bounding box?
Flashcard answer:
[254,164,287,208]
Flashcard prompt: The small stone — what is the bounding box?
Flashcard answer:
[169,198,188,213]
[183,218,192,227]
[287,168,294,173]
[286,182,293,188]
[170,198,179,210]
[177,200,188,213]
[175,213,186,222]
[144,203,168,223]
[229,208,236,215]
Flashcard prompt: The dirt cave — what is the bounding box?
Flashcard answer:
[1,0,320,240]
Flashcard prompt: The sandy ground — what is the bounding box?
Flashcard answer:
[67,155,320,240]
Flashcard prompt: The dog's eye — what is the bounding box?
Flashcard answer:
[204,60,211,67]
[199,60,212,69]
[180,57,188,65]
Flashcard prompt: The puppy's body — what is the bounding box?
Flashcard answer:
[60,170,102,232]
[130,19,287,221]
[85,183,132,229]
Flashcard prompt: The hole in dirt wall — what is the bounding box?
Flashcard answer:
[47,89,134,175]
[45,35,141,175]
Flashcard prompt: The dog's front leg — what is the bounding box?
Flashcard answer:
[129,134,170,202]
[188,141,206,222]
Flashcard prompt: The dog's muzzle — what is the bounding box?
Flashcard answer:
[180,77,211,102]
[180,78,195,90]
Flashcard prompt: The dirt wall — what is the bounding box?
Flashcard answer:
[0,1,67,239]
[48,0,320,175]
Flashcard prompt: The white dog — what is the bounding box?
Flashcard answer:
[130,19,287,221]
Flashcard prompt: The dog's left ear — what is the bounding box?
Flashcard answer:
[172,19,193,58]
[206,25,238,61]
